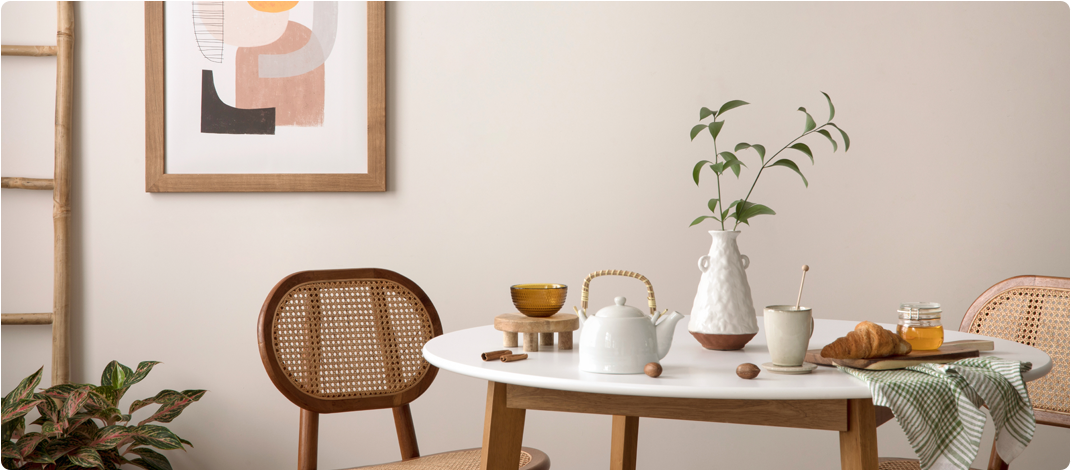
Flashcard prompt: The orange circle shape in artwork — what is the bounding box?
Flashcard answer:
[248,1,298,13]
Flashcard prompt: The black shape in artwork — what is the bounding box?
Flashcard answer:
[200,70,275,135]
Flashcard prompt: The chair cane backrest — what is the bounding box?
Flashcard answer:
[258,268,443,414]
[959,276,1070,427]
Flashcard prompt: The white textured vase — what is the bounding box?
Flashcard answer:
[688,230,759,350]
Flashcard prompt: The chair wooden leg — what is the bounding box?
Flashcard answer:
[839,398,878,470]
[610,415,639,470]
[298,408,319,470]
[987,441,1009,470]
[393,404,420,460]
[480,381,526,470]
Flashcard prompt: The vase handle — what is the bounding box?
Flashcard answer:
[698,255,711,272]
[740,254,750,270]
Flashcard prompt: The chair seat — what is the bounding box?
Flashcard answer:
[351,447,550,470]
[878,457,920,470]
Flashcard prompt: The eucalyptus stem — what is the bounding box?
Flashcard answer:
[713,140,726,230]
[732,124,829,230]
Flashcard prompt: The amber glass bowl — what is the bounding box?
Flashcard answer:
[510,284,567,317]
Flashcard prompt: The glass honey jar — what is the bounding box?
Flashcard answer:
[896,302,943,350]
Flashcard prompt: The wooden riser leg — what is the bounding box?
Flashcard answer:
[839,398,878,469]
[481,382,526,470]
[539,332,554,346]
[523,332,539,352]
[558,331,573,350]
[610,415,639,470]
[504,332,518,348]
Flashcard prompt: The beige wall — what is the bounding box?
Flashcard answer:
[2,1,1068,469]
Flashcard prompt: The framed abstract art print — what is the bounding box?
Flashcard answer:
[145,1,385,192]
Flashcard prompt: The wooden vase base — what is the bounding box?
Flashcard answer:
[690,331,757,351]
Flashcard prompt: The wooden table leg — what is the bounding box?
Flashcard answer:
[610,415,639,470]
[481,382,526,470]
[839,398,878,470]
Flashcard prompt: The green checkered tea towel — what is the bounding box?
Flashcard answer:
[839,357,1035,470]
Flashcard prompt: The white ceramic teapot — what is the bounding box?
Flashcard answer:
[573,270,684,374]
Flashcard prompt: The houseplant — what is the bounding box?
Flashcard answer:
[686,93,850,350]
[2,361,204,469]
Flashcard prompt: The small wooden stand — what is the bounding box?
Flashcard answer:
[494,313,579,353]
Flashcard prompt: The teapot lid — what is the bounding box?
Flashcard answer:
[595,297,645,319]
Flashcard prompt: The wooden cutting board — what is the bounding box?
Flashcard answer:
[805,339,995,370]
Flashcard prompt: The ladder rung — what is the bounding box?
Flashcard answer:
[1,313,53,325]
[1,177,55,190]
[1,45,58,57]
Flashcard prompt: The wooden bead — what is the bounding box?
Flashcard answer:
[736,363,760,379]
[644,362,662,378]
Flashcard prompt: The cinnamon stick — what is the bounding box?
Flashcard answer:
[500,353,528,363]
[481,349,513,361]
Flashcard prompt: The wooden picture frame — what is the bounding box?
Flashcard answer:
[145,1,385,192]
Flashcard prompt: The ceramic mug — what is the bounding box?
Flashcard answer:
[764,305,814,367]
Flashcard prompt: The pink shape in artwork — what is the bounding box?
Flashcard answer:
[235,21,325,127]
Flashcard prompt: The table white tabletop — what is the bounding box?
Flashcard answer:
[423,318,1052,401]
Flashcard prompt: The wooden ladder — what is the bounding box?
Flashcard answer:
[1,1,75,386]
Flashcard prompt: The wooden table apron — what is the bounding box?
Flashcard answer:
[423,319,1053,470]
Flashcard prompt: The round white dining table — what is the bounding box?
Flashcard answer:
[423,318,1052,470]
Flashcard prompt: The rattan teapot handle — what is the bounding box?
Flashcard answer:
[580,270,657,316]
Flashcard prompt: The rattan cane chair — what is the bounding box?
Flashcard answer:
[258,268,551,470]
[878,275,1069,471]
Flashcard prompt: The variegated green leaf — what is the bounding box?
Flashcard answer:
[60,387,92,421]
[769,159,808,187]
[129,447,172,470]
[707,120,725,142]
[83,389,112,412]
[131,425,184,450]
[829,122,850,151]
[86,424,131,450]
[2,440,18,459]
[101,361,133,390]
[716,100,748,116]
[99,448,128,469]
[821,91,835,121]
[95,385,122,409]
[68,447,104,469]
[691,160,711,185]
[699,107,715,120]
[15,432,45,459]
[689,124,708,141]
[816,129,838,152]
[179,438,193,448]
[139,396,195,426]
[3,367,42,407]
[41,421,61,438]
[180,390,206,402]
[2,398,43,425]
[3,415,24,442]
[125,361,160,389]
[789,143,813,164]
[798,107,816,133]
[36,394,62,425]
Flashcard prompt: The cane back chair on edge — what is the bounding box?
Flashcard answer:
[878,275,1069,471]
[258,268,550,470]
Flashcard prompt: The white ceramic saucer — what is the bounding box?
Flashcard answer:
[762,362,818,375]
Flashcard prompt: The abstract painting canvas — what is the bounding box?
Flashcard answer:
[145,1,385,192]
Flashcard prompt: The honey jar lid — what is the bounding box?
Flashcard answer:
[898,302,942,320]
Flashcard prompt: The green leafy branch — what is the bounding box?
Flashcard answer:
[688,92,851,230]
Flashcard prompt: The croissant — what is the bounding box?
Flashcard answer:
[820,321,912,359]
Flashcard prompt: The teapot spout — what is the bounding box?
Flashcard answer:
[573,306,587,325]
[655,311,684,360]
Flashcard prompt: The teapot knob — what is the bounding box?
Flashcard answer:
[615,296,626,306]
